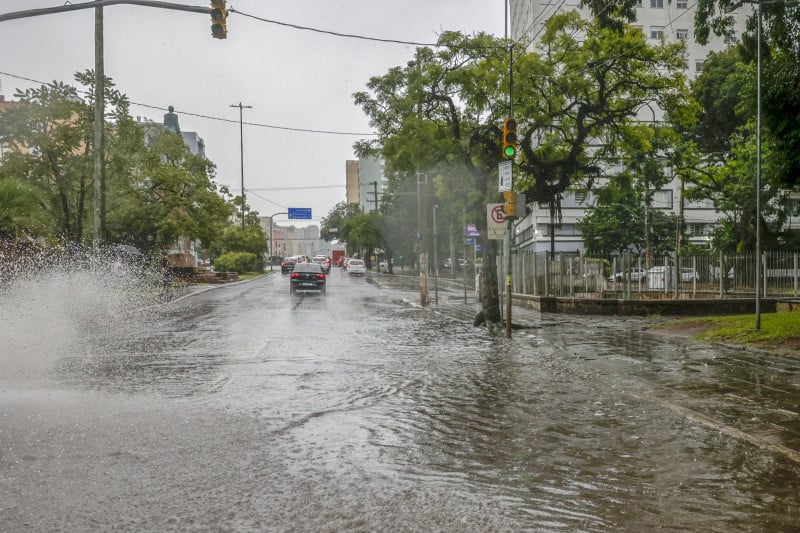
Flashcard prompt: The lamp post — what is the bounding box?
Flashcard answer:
[269,212,287,272]
[728,0,764,330]
[755,0,762,330]
[408,57,429,307]
[231,102,252,231]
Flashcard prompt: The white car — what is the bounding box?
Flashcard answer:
[681,267,700,282]
[347,259,366,276]
[608,268,647,283]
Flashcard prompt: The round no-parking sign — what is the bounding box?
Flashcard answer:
[490,205,506,224]
[486,203,508,240]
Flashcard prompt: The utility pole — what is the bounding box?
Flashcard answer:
[231,102,252,231]
[433,203,439,305]
[505,30,514,339]
[93,2,105,244]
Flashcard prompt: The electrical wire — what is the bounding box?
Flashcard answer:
[0,70,377,136]
[231,8,442,47]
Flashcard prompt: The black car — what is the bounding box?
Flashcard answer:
[290,262,326,295]
[281,257,297,274]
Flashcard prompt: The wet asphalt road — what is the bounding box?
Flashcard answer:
[1,268,799,531]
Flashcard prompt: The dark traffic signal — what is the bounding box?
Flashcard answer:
[210,0,227,39]
[502,118,517,159]
[502,191,517,218]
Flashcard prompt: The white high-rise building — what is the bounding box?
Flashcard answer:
[509,1,750,255]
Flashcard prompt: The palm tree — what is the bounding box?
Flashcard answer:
[0,177,51,241]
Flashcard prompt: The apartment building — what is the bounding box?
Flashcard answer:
[509,0,749,254]
[345,156,388,213]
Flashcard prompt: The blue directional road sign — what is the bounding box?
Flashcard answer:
[288,207,312,220]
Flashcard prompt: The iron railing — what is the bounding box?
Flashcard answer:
[498,251,800,299]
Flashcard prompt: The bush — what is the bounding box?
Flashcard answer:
[213,252,260,273]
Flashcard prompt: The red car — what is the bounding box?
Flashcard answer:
[281,257,297,274]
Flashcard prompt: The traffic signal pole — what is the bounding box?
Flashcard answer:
[0,1,213,23]
[505,43,514,339]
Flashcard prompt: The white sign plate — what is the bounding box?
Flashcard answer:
[498,161,512,192]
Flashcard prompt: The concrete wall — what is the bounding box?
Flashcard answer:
[512,294,777,316]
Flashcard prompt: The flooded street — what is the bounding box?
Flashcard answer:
[2,269,799,531]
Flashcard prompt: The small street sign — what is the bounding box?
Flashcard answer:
[487,203,507,240]
[466,238,475,245]
[465,223,480,237]
[288,207,312,219]
[498,160,512,192]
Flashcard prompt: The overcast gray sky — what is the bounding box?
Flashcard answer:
[1,0,505,226]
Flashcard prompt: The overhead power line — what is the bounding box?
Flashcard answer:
[0,70,377,136]
[231,9,442,47]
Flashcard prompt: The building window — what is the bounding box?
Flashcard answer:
[695,60,705,73]
[724,33,737,44]
[683,59,690,70]
[650,26,664,39]
[653,189,673,209]
[676,0,688,8]
[650,0,664,7]
[635,0,643,6]
[688,223,708,236]
[676,29,688,40]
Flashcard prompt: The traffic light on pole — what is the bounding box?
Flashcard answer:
[210,0,227,39]
[502,118,517,159]
[502,191,517,218]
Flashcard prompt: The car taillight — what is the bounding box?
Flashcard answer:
[316,274,325,280]
[291,273,299,279]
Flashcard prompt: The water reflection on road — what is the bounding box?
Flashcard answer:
[1,269,798,531]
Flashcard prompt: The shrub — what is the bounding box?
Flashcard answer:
[213,252,259,273]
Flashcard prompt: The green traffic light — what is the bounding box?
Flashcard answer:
[504,145,516,157]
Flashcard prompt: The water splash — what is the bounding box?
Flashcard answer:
[0,245,161,382]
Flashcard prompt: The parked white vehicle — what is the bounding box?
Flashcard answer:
[608,268,647,283]
[347,259,366,276]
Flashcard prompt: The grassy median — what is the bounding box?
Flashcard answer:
[656,311,800,354]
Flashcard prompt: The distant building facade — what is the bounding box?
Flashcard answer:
[345,156,388,213]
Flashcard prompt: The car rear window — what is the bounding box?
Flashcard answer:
[293,263,323,273]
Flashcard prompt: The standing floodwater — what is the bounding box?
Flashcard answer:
[1,267,799,531]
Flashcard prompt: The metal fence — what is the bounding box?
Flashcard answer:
[499,251,800,299]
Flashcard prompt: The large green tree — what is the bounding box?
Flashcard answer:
[354,31,510,325]
[354,16,690,328]
[694,0,800,188]
[0,73,139,244]
[0,81,91,242]
[108,130,232,252]
[514,13,689,223]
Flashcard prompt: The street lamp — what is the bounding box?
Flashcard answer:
[729,0,764,330]
[755,0,762,330]
[269,211,287,272]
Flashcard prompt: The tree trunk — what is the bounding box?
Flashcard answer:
[476,238,502,327]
